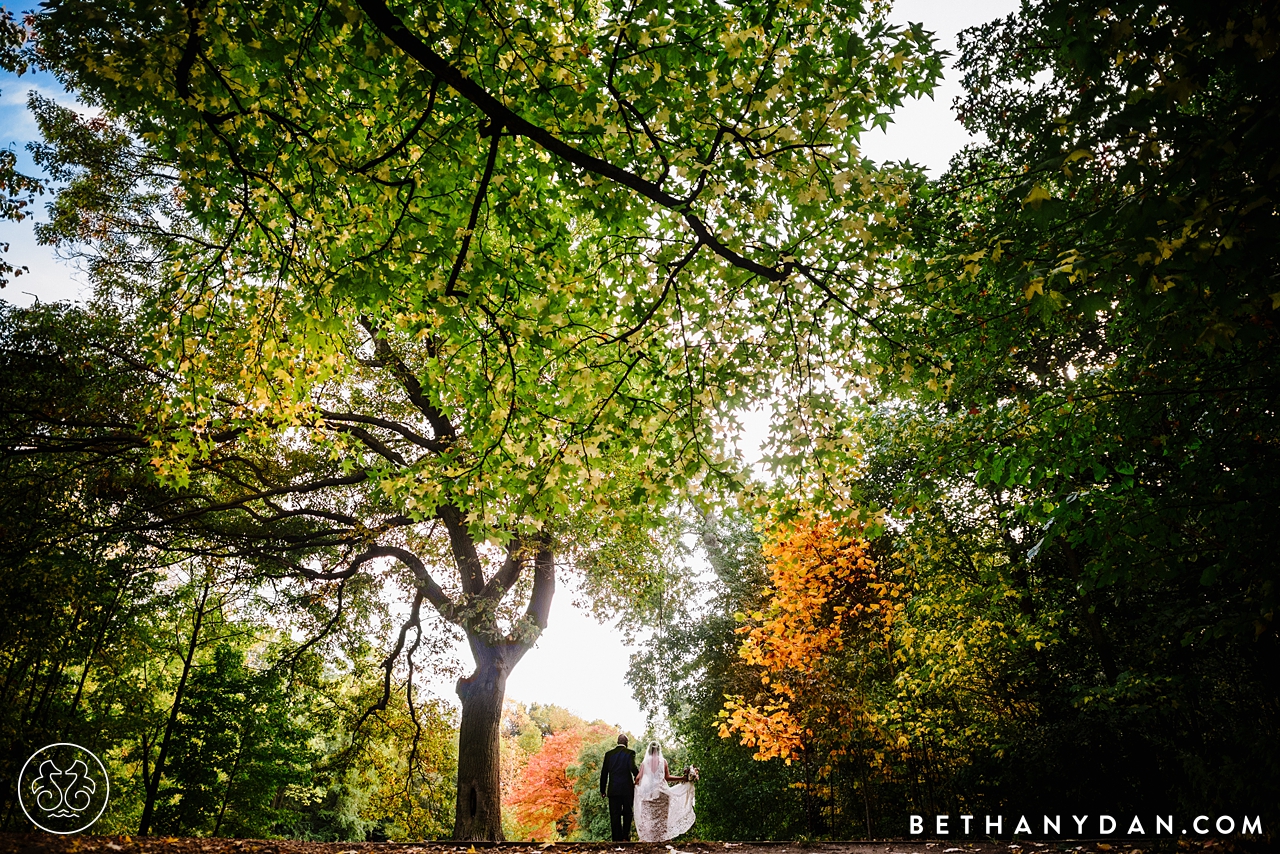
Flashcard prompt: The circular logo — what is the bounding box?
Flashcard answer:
[18,743,110,834]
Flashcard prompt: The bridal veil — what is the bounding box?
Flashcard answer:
[633,742,696,842]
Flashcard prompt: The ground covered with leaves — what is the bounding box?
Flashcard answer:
[0,837,1267,854]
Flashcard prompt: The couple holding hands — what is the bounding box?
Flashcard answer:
[599,734,698,842]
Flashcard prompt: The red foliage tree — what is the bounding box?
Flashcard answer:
[504,730,586,840]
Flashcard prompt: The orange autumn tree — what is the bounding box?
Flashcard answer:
[504,730,587,841]
[719,517,902,772]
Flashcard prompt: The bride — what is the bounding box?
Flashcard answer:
[633,741,696,842]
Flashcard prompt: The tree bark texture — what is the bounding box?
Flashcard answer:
[449,542,555,840]
[452,649,509,841]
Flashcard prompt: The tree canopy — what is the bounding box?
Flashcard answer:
[16,0,946,839]
[31,0,944,531]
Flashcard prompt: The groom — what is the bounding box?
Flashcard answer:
[599,733,638,841]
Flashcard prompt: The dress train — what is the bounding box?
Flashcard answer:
[634,780,695,842]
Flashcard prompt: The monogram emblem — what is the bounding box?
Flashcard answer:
[18,743,110,834]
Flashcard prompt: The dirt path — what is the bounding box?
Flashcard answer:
[0,837,1266,854]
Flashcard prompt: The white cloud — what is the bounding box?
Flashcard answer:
[1,71,100,147]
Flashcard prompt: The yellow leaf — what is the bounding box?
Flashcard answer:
[1023,184,1052,207]
[1024,279,1045,301]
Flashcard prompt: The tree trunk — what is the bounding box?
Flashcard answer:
[452,647,509,841]
[72,584,125,715]
[139,576,211,836]
[214,720,252,837]
[449,543,555,841]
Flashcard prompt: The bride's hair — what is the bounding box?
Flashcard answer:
[647,741,660,755]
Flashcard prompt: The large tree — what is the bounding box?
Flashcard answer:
[25,0,943,838]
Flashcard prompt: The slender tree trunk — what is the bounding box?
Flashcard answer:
[0,652,21,708]
[139,727,152,810]
[139,576,211,836]
[25,606,79,729]
[802,751,815,837]
[452,646,509,841]
[214,722,252,837]
[861,774,872,839]
[72,585,125,715]
[31,656,68,732]
[20,654,45,724]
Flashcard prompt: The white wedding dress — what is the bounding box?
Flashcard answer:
[633,744,696,842]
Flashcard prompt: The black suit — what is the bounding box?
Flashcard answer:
[599,744,638,841]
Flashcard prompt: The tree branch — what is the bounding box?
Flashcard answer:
[355,79,439,173]
[523,540,554,632]
[358,315,458,443]
[279,580,347,675]
[321,410,443,453]
[444,122,502,297]
[148,472,369,530]
[437,503,485,595]
[499,539,554,667]
[352,0,792,283]
[480,536,523,601]
[367,544,458,621]
[353,587,425,733]
[325,420,407,465]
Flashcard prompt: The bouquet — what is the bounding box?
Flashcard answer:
[684,765,700,782]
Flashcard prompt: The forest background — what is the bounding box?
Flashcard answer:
[1,0,1277,844]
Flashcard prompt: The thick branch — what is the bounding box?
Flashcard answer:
[498,540,554,669]
[444,123,502,296]
[326,420,407,465]
[438,503,485,595]
[291,546,385,582]
[523,542,554,632]
[294,544,456,618]
[321,410,442,453]
[480,536,523,601]
[149,472,368,529]
[368,544,458,621]
[257,501,362,528]
[358,316,458,443]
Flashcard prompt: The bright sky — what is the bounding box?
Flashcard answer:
[0,0,1019,733]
